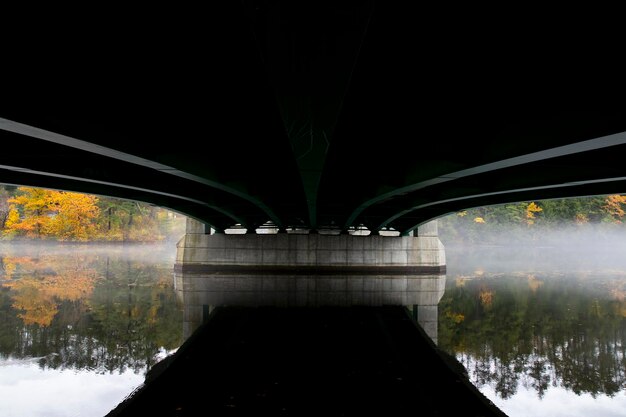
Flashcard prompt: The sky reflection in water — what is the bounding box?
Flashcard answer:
[0,362,142,417]
[0,242,182,417]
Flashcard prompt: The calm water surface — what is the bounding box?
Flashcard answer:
[0,242,182,417]
[2,240,625,416]
[440,243,626,417]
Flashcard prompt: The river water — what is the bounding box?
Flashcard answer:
[0,242,182,417]
[0,240,624,416]
[440,243,626,417]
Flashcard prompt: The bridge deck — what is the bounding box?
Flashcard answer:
[106,306,507,416]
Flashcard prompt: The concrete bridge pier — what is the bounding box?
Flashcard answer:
[175,218,447,340]
[176,218,446,273]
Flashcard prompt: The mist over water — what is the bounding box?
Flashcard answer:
[442,224,626,274]
[0,240,179,264]
[438,224,626,417]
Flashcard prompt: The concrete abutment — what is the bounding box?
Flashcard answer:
[175,218,447,341]
[176,218,445,273]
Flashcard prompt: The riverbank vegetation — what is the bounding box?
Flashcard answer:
[3,185,626,245]
[438,194,626,245]
[0,185,186,242]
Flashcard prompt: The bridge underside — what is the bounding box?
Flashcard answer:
[3,4,626,235]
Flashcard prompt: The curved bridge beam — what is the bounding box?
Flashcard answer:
[345,131,626,231]
[0,117,283,229]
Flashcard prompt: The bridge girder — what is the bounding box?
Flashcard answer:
[2,3,626,233]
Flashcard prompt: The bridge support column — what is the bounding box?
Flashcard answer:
[176,218,445,274]
[175,218,447,338]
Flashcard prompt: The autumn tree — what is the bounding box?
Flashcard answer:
[1,254,97,326]
[4,187,100,241]
[5,187,53,237]
[44,191,100,240]
[603,194,626,223]
[525,202,542,225]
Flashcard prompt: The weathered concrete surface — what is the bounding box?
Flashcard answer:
[174,219,449,342]
[174,273,445,340]
[176,219,446,273]
[105,306,508,417]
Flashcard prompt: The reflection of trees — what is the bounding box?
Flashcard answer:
[85,258,183,373]
[5,269,95,326]
[439,273,626,399]
[2,254,96,326]
[0,249,182,375]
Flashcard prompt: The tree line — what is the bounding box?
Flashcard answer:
[0,185,186,242]
[2,185,625,243]
[438,194,626,244]
[0,247,182,374]
[438,271,626,399]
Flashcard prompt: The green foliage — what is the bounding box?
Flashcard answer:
[438,195,626,245]
[0,245,183,374]
[438,272,626,399]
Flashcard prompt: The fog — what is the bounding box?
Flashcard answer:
[441,224,626,275]
[0,240,178,265]
[4,223,626,276]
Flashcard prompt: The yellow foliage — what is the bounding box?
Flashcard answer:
[11,288,59,326]
[1,256,37,279]
[527,274,544,293]
[455,276,469,287]
[525,202,542,225]
[43,191,100,241]
[473,217,485,223]
[4,205,20,228]
[6,187,99,241]
[445,311,465,324]
[604,195,626,220]
[457,211,468,217]
[575,213,589,225]
[526,202,543,218]
[1,254,97,327]
[3,262,16,277]
[479,288,494,308]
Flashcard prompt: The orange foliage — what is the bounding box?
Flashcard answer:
[455,276,469,287]
[44,191,100,240]
[9,282,60,326]
[6,187,100,240]
[445,311,465,324]
[1,254,97,327]
[575,213,589,225]
[527,274,544,293]
[604,194,626,222]
[526,202,542,225]
[479,287,494,308]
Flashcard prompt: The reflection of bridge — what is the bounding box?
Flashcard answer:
[3,4,626,235]
[174,265,445,342]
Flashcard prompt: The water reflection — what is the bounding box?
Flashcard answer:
[0,243,182,417]
[439,245,626,417]
[173,272,446,342]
